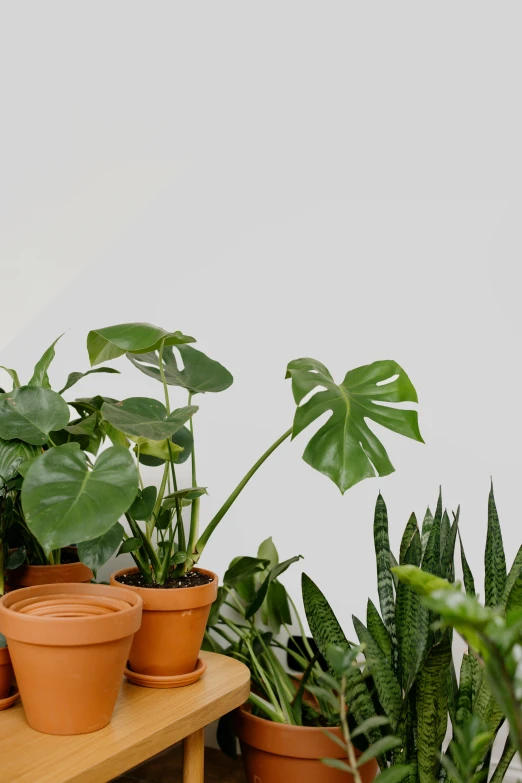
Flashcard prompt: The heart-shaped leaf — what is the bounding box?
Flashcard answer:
[0,437,41,487]
[77,522,124,571]
[22,443,139,552]
[101,398,198,441]
[28,335,64,388]
[286,358,423,493]
[87,323,196,366]
[0,386,70,445]
[128,344,233,394]
[118,537,142,555]
[128,486,157,521]
[59,367,120,395]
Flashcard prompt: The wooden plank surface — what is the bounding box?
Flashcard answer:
[0,651,250,783]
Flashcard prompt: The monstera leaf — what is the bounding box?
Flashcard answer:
[87,322,196,366]
[0,437,41,487]
[128,345,233,394]
[101,398,198,441]
[22,443,139,553]
[0,386,70,446]
[286,359,423,493]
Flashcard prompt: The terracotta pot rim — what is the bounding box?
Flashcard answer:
[110,566,218,611]
[0,583,143,646]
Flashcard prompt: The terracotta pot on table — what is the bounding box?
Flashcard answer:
[0,645,14,700]
[5,547,93,591]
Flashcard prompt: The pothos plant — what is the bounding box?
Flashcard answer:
[303,487,520,783]
[0,336,139,583]
[50,320,423,585]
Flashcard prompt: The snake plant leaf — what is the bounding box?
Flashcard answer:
[422,492,442,578]
[302,573,384,752]
[421,507,434,553]
[367,599,393,664]
[505,571,522,614]
[399,513,419,566]
[21,443,139,552]
[101,398,198,441]
[77,522,124,571]
[396,529,429,692]
[459,533,476,596]
[285,358,423,493]
[353,615,402,731]
[441,507,460,583]
[128,344,233,395]
[416,630,452,783]
[87,323,196,366]
[0,386,70,445]
[456,653,478,727]
[503,546,522,607]
[0,366,21,389]
[489,736,516,783]
[374,495,398,668]
[58,367,120,395]
[440,511,451,571]
[0,437,41,487]
[485,483,506,607]
[28,334,63,388]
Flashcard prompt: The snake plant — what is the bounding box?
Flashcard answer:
[303,486,519,783]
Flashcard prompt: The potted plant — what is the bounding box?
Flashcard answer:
[303,487,520,783]
[205,539,381,783]
[77,321,422,682]
[0,336,139,588]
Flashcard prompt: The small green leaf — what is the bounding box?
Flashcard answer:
[7,546,26,570]
[77,523,124,571]
[321,759,353,773]
[162,487,207,508]
[357,736,401,766]
[0,366,21,389]
[0,386,70,445]
[266,579,292,632]
[28,334,63,388]
[172,550,187,565]
[224,556,270,586]
[102,398,198,441]
[128,486,157,521]
[59,367,120,394]
[375,766,412,783]
[245,555,302,619]
[118,537,142,555]
[88,322,196,366]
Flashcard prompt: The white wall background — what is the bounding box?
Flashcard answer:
[1,1,522,771]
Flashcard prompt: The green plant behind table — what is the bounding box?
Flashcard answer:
[303,487,519,783]
[60,321,423,584]
[0,336,139,583]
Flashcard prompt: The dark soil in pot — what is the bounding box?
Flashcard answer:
[115,570,213,589]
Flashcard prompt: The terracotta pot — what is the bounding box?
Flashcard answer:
[5,547,93,591]
[0,645,14,700]
[235,706,379,783]
[0,582,142,735]
[110,566,218,677]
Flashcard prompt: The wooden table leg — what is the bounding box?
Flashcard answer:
[183,727,205,783]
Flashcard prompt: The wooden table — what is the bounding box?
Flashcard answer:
[0,651,250,783]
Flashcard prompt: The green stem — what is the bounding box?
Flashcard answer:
[149,461,169,538]
[340,675,363,783]
[158,340,170,413]
[194,427,292,559]
[248,692,287,723]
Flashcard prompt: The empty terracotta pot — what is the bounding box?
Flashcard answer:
[5,547,93,591]
[0,582,142,735]
[110,566,218,677]
[0,645,14,700]
[235,706,379,783]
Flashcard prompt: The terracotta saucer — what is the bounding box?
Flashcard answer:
[0,687,19,711]
[124,657,207,689]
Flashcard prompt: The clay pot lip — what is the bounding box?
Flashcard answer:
[235,704,349,759]
[110,566,218,611]
[0,583,143,646]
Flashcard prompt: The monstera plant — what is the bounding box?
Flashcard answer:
[0,337,138,579]
[31,321,425,585]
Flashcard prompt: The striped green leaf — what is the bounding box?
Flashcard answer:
[503,545,522,607]
[421,507,434,553]
[447,660,458,731]
[490,736,516,783]
[485,483,506,607]
[353,615,403,731]
[396,528,429,692]
[505,571,522,613]
[459,533,476,596]
[473,675,504,733]
[400,513,419,565]
[441,507,460,583]
[440,510,451,572]
[367,598,393,665]
[422,491,442,577]
[456,653,475,727]
[416,630,452,783]
[374,494,398,668]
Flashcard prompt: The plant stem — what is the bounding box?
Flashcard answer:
[158,340,170,413]
[194,427,293,558]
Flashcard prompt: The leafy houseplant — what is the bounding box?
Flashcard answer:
[0,337,138,588]
[303,487,519,783]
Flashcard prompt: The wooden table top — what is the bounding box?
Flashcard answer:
[0,651,250,783]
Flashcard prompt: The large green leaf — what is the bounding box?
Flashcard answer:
[77,522,124,571]
[0,386,70,445]
[128,344,233,394]
[21,443,139,552]
[87,323,195,366]
[416,631,452,783]
[101,397,198,440]
[353,615,402,731]
[285,358,423,493]
[28,335,63,388]
[0,437,41,487]
[396,528,429,692]
[374,494,398,668]
[485,483,506,607]
[59,367,120,395]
